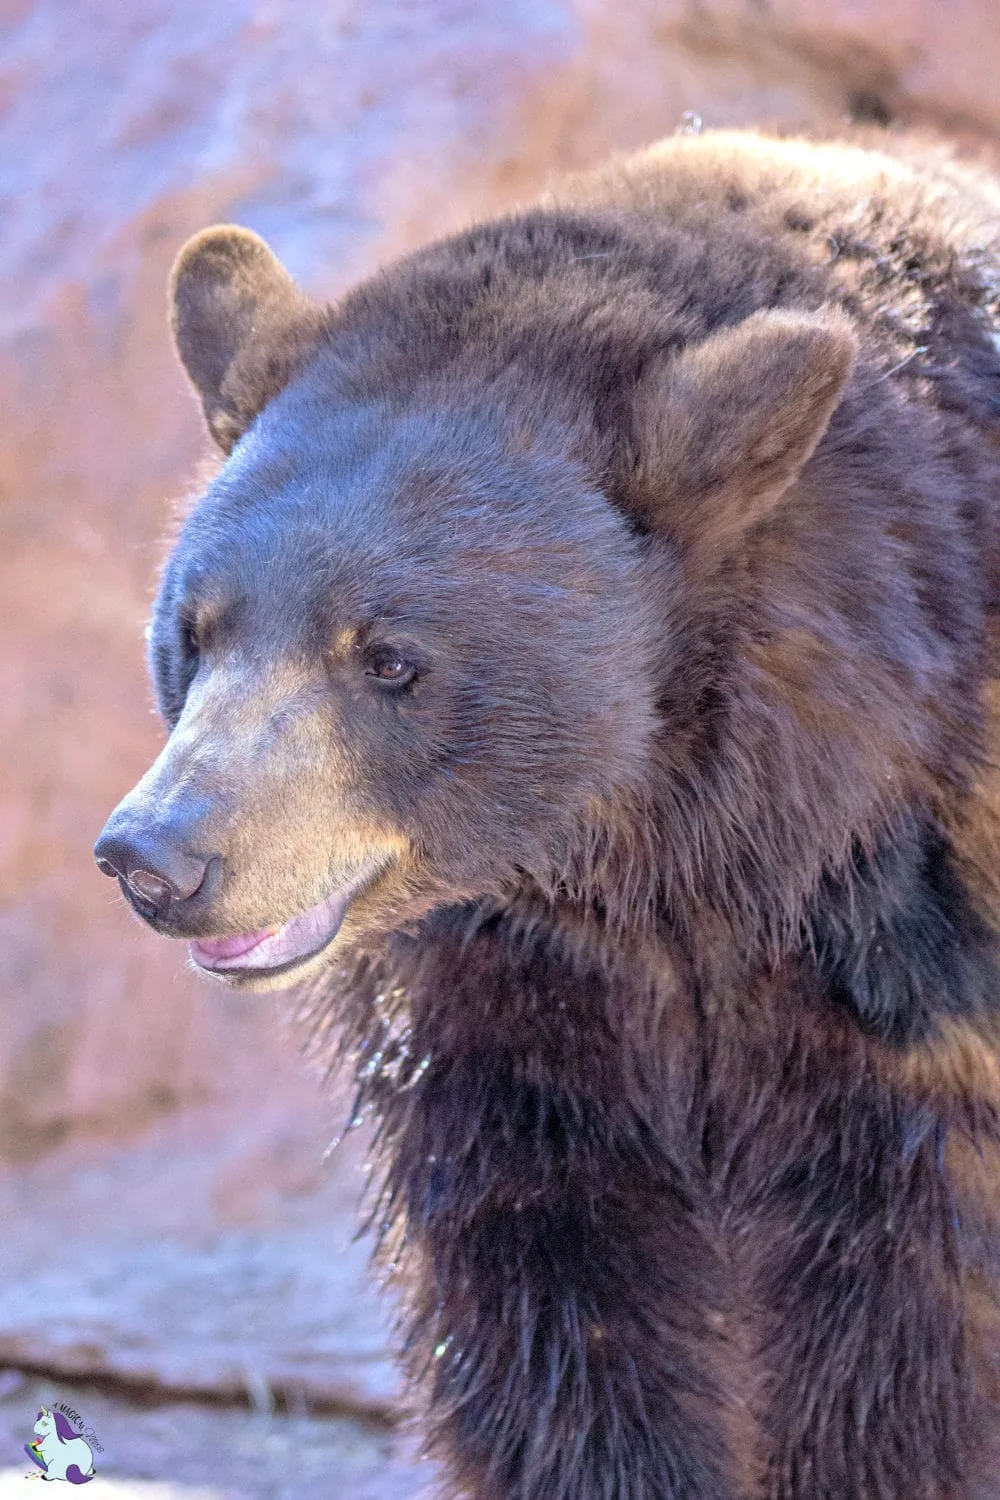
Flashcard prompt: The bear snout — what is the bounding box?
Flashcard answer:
[94,802,218,928]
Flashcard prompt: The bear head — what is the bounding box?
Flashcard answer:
[94,223,857,990]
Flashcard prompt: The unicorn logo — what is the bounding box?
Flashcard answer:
[24,1407,96,1483]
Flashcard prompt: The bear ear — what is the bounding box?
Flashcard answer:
[169,226,327,453]
[628,309,857,565]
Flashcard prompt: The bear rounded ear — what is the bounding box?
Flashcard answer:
[169,226,327,453]
[628,309,857,565]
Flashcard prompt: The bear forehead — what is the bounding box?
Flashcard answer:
[170,385,642,621]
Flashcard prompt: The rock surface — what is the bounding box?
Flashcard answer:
[0,1077,399,1415]
[0,0,998,1495]
[0,1372,436,1500]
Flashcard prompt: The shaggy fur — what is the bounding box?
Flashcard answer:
[99,130,1000,1497]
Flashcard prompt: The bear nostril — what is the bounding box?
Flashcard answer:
[127,869,175,907]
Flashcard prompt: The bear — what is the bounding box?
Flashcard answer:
[94,129,1000,1498]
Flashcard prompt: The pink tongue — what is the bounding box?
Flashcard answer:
[189,887,352,973]
[192,927,277,963]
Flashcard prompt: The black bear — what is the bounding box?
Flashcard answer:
[96,130,1000,1497]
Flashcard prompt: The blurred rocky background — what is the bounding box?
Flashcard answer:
[1,0,998,1494]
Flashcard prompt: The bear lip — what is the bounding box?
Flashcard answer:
[189,885,355,975]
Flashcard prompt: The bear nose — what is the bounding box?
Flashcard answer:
[93,824,211,915]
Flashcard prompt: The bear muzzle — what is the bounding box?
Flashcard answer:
[95,786,394,985]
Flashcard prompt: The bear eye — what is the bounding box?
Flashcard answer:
[366,650,417,688]
[181,618,200,662]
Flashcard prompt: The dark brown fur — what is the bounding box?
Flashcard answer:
[100,131,1000,1496]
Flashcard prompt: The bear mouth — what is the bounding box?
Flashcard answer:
[188,873,374,979]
